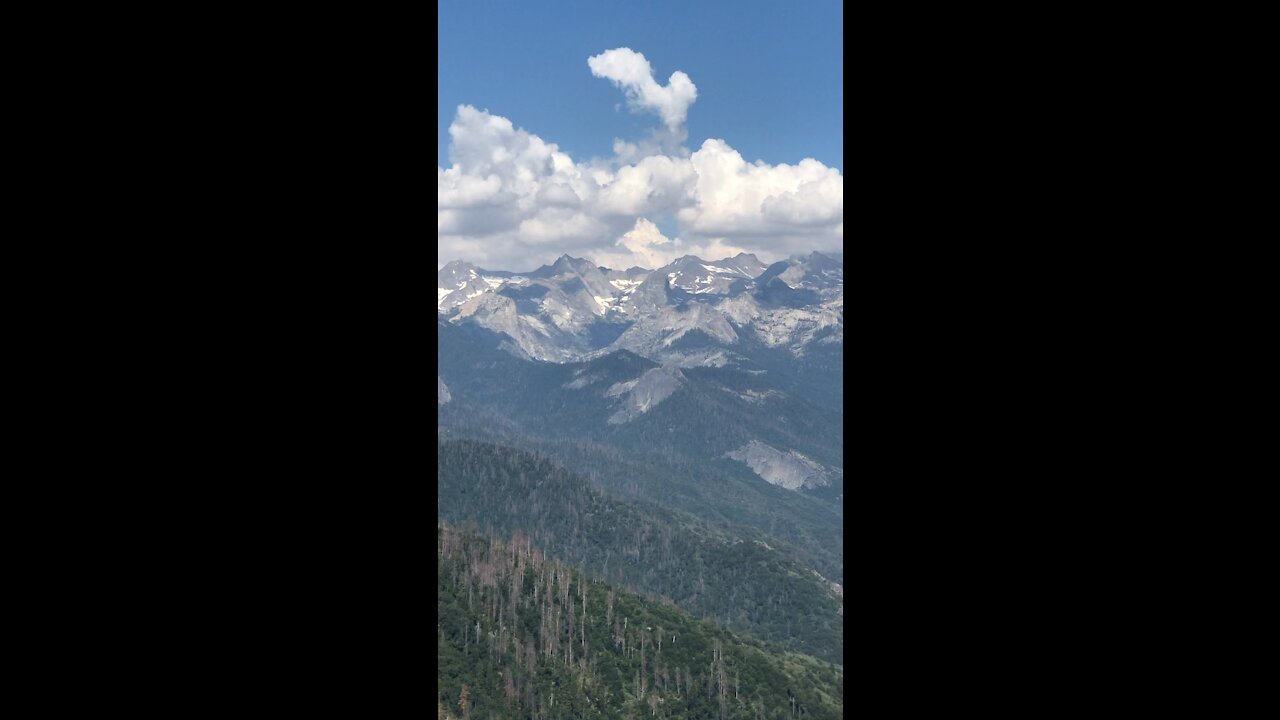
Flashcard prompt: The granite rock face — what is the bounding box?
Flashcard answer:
[438,252,842,369]
[605,366,684,424]
[725,440,831,491]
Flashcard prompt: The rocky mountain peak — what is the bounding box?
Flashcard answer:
[438,250,842,367]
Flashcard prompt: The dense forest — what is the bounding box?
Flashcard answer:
[438,440,843,663]
[535,437,841,584]
[437,415,843,587]
[438,524,843,720]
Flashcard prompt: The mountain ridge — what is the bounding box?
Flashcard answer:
[437,252,842,387]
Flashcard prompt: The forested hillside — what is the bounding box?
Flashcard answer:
[437,321,842,585]
[485,436,842,585]
[439,440,843,663]
[438,524,843,720]
[438,320,843,472]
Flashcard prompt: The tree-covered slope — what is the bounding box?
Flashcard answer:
[438,524,843,720]
[438,320,843,585]
[438,319,842,479]
[439,440,843,663]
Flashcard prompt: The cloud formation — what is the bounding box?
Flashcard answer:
[588,48,698,135]
[438,50,841,272]
[590,218,673,270]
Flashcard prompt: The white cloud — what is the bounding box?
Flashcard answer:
[582,219,751,272]
[517,208,608,246]
[588,48,697,135]
[596,154,696,217]
[681,237,753,262]
[437,50,842,271]
[601,218,674,269]
[535,182,581,208]
[437,168,505,209]
[677,141,843,237]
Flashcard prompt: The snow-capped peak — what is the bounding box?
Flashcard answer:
[436,251,841,366]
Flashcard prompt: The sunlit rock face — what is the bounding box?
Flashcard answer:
[724,440,831,491]
[438,252,841,371]
[604,365,684,424]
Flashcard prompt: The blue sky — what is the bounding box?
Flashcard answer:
[438,0,843,271]
[438,0,842,172]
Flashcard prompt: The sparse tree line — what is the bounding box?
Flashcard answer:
[438,440,843,663]
[438,523,841,719]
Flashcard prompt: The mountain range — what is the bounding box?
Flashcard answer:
[439,251,843,409]
[437,249,844,701]
[439,250,843,493]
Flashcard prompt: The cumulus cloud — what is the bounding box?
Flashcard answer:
[581,219,751,272]
[608,218,674,269]
[588,48,697,135]
[596,154,697,217]
[677,140,844,237]
[437,49,841,272]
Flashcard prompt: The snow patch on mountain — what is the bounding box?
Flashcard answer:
[437,377,451,405]
[609,278,642,293]
[439,272,492,312]
[439,252,842,364]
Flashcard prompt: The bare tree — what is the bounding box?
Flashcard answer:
[714,639,728,717]
[504,670,517,706]
[640,632,648,695]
